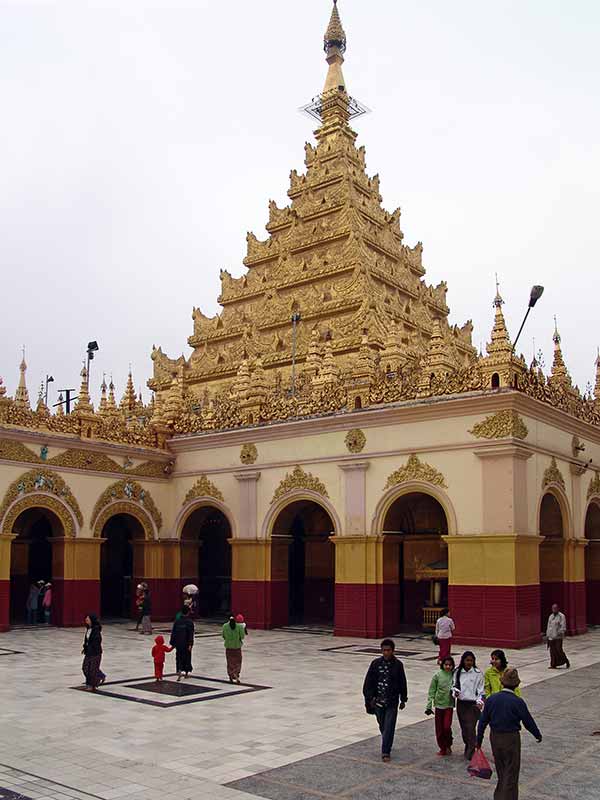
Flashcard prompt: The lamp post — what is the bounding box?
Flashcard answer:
[86,341,99,388]
[291,312,301,397]
[44,375,54,405]
[511,286,544,355]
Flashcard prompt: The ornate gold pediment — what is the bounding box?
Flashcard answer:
[385,454,447,490]
[587,472,600,501]
[91,480,162,533]
[184,476,224,504]
[469,410,528,440]
[272,465,329,503]
[543,457,565,491]
[0,468,83,533]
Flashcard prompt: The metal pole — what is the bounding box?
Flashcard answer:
[291,312,301,397]
[511,307,532,355]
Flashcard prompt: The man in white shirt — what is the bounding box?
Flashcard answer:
[546,603,570,669]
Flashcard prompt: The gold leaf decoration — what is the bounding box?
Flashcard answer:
[184,476,224,504]
[240,443,258,465]
[543,457,565,491]
[272,465,329,503]
[587,472,600,500]
[48,449,122,472]
[469,410,528,440]
[0,468,83,534]
[127,460,174,478]
[345,428,366,453]
[385,454,447,490]
[90,479,162,533]
[0,439,42,465]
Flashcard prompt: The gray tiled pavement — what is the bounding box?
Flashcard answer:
[229,661,600,799]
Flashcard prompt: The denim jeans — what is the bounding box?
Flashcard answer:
[44,609,51,624]
[375,703,398,755]
[26,608,37,625]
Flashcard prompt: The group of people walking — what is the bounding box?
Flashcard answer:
[25,580,52,624]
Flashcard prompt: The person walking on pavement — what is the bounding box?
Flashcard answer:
[25,582,39,625]
[477,668,542,800]
[42,582,52,624]
[170,606,194,681]
[362,639,408,762]
[140,588,152,634]
[425,656,455,756]
[452,650,485,761]
[82,613,106,691]
[546,603,570,669]
[434,608,455,663]
[222,615,245,683]
[485,650,522,698]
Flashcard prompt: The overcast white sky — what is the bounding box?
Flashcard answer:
[1,0,599,407]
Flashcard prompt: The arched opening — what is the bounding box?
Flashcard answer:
[9,507,62,624]
[100,514,145,619]
[354,396,362,410]
[181,506,232,618]
[539,492,565,631]
[382,492,448,631]
[491,373,500,389]
[271,499,335,627]
[584,502,600,625]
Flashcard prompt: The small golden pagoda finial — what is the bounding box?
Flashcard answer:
[56,391,65,415]
[14,346,30,408]
[107,375,117,413]
[98,374,109,415]
[36,381,50,417]
[75,362,94,412]
[120,368,137,413]
[0,376,6,398]
[324,0,346,54]
[549,316,572,387]
[593,347,600,402]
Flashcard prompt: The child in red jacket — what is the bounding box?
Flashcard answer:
[152,635,173,681]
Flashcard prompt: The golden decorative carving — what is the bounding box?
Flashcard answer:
[0,469,83,533]
[543,457,566,491]
[385,454,447,490]
[272,465,329,503]
[469,410,529,440]
[90,480,162,533]
[2,494,76,537]
[345,428,366,453]
[0,439,42,464]
[127,460,175,478]
[48,449,122,472]
[184,476,224,504]
[93,501,154,540]
[587,472,600,501]
[240,443,258,465]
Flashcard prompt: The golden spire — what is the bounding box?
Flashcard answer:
[107,376,117,413]
[549,316,572,387]
[0,376,6,398]
[98,374,109,415]
[486,278,512,356]
[320,1,350,128]
[14,347,30,408]
[595,348,600,400]
[120,368,137,412]
[75,363,94,412]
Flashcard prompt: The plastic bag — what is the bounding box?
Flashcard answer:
[468,748,493,780]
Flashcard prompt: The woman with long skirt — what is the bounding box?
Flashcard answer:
[452,650,484,761]
[170,606,194,681]
[222,615,245,683]
[82,614,105,691]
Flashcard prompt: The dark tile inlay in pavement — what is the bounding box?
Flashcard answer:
[0,790,32,800]
[128,680,213,697]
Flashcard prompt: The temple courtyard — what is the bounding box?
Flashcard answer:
[0,624,599,799]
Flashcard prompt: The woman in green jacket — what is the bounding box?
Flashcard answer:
[484,650,521,698]
[425,656,455,756]
[222,615,245,683]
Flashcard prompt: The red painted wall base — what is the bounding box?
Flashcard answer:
[449,584,542,649]
[586,579,600,625]
[335,583,400,638]
[0,580,9,632]
[231,580,288,629]
[53,579,101,627]
[145,578,182,622]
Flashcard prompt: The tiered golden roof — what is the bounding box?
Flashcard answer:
[1,2,599,445]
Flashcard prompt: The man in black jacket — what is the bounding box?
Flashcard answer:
[362,639,408,761]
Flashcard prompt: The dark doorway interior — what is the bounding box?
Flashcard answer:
[272,500,335,626]
[100,514,142,618]
[10,509,56,623]
[182,507,232,617]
